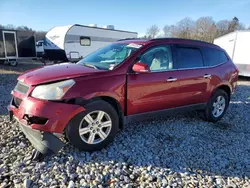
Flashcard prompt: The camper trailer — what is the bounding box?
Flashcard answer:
[43,24,138,63]
[214,30,250,77]
[0,29,36,66]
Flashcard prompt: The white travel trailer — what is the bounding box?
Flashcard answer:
[43,24,138,62]
[214,30,250,77]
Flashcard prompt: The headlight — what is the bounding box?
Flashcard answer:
[31,79,75,100]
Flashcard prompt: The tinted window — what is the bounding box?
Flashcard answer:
[139,45,173,72]
[176,47,203,69]
[202,48,228,66]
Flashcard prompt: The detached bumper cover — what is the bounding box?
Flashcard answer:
[9,93,85,133]
[8,93,85,155]
[18,121,65,155]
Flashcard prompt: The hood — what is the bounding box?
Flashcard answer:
[18,63,105,85]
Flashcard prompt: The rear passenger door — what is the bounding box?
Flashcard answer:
[172,44,210,106]
[201,47,230,100]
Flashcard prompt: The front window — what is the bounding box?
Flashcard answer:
[77,43,143,70]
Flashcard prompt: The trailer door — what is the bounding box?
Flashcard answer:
[3,31,18,58]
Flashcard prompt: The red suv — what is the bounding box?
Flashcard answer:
[8,38,239,159]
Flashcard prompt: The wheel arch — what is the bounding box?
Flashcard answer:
[66,95,125,130]
[96,96,125,130]
[211,84,232,102]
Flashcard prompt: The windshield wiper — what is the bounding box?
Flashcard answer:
[83,63,98,69]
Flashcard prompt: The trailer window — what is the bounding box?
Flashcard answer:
[80,37,91,46]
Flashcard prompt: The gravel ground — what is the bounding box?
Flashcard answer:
[0,63,250,188]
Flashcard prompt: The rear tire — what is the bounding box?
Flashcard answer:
[65,100,119,151]
[204,89,229,122]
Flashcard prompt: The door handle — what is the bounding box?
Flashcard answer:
[203,74,211,79]
[166,77,177,82]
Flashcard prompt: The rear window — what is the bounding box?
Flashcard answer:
[202,48,228,66]
[176,47,203,69]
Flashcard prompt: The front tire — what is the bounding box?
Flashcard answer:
[65,100,119,151]
[204,89,229,122]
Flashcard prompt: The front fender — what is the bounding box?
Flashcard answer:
[83,91,124,102]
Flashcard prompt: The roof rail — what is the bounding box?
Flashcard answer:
[117,38,147,41]
[150,38,213,45]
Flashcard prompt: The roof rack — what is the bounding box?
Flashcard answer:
[150,38,213,45]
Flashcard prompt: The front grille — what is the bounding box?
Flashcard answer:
[12,97,22,108]
[14,82,29,94]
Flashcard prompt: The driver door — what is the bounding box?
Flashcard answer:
[127,45,182,115]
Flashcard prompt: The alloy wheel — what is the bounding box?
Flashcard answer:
[212,96,226,118]
[79,110,112,144]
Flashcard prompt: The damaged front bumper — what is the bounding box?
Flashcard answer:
[8,93,85,156]
[18,119,65,155]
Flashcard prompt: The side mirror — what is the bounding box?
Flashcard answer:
[132,62,150,73]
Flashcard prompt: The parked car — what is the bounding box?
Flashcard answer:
[8,38,239,159]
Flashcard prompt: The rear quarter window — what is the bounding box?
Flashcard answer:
[202,48,228,66]
[176,47,203,69]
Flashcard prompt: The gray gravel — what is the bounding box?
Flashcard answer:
[0,63,250,187]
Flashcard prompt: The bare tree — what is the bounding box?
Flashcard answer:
[216,20,230,31]
[175,17,195,39]
[159,16,248,42]
[228,17,239,32]
[163,25,171,37]
[146,25,160,38]
[163,25,178,37]
[16,26,33,31]
[237,22,246,30]
[216,20,230,37]
[195,17,216,42]
[4,24,16,30]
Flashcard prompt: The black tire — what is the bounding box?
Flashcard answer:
[65,100,119,151]
[204,89,229,122]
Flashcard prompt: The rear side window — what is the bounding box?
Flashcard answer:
[202,48,228,66]
[176,47,203,69]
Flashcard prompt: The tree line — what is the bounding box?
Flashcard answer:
[146,17,250,42]
[1,16,250,43]
[0,24,46,41]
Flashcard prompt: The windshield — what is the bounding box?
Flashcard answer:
[77,43,143,70]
